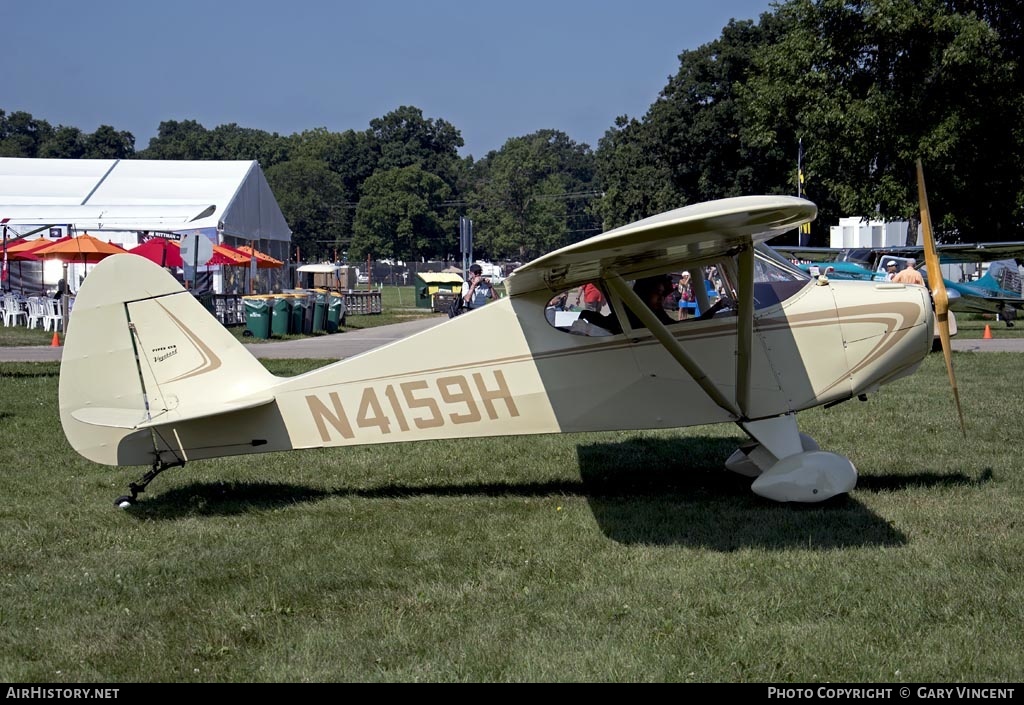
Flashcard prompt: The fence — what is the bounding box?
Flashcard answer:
[341,290,382,315]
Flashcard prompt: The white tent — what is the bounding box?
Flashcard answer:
[0,157,292,294]
[0,157,291,242]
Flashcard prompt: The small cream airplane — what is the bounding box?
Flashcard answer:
[18,163,962,507]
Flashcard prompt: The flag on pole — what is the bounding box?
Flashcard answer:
[1,219,8,283]
[797,137,805,196]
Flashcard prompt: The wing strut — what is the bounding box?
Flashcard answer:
[607,273,741,419]
[736,243,755,418]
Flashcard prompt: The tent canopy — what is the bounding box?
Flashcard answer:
[0,158,291,242]
[297,264,340,273]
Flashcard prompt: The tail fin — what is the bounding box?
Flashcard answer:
[59,254,279,465]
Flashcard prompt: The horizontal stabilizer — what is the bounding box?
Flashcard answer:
[71,408,150,429]
[70,393,276,430]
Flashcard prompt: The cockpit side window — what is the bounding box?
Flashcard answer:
[542,249,810,336]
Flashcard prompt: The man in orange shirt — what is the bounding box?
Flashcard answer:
[891,258,925,286]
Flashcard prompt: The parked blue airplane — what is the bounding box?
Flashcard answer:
[774,244,1023,327]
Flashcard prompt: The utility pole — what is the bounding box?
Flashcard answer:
[459,216,473,279]
[1,220,8,293]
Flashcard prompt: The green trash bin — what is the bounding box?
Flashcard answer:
[326,292,346,333]
[270,296,290,336]
[312,291,327,332]
[243,296,271,339]
[289,295,309,335]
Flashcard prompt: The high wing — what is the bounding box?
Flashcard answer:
[1,204,216,234]
[506,196,815,296]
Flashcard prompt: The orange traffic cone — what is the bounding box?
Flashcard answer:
[983,324,993,339]
[50,331,61,347]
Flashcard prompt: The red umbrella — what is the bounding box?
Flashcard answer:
[128,238,184,268]
[6,250,41,262]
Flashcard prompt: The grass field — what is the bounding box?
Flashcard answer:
[1,352,1022,682]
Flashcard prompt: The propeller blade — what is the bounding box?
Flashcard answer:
[917,159,965,436]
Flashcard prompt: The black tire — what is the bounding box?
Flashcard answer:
[114,495,135,509]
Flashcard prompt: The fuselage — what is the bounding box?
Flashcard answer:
[263,275,932,451]
[58,252,933,468]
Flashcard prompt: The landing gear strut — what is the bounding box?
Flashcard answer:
[114,458,186,508]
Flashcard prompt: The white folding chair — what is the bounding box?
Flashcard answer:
[44,298,63,332]
[2,296,28,327]
[25,297,46,329]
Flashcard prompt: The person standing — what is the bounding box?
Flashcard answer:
[891,259,925,286]
[576,282,605,312]
[676,271,694,319]
[462,264,498,309]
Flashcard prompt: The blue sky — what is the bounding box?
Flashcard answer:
[6,0,775,158]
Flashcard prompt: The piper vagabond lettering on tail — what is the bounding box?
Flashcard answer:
[49,192,958,507]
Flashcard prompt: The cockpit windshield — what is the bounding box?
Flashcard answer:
[755,244,810,282]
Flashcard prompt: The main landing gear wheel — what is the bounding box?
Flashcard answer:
[725,416,857,502]
[114,495,135,509]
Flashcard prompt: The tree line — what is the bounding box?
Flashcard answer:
[2,0,1021,261]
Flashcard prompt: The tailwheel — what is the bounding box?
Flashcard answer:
[113,457,185,509]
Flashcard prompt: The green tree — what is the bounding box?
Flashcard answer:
[207,123,290,166]
[351,166,452,262]
[654,16,790,202]
[137,119,216,159]
[84,125,135,158]
[368,106,464,187]
[0,110,54,157]
[38,126,87,159]
[468,130,600,260]
[594,116,676,229]
[740,0,1024,239]
[289,127,379,224]
[264,160,348,261]
[290,127,377,192]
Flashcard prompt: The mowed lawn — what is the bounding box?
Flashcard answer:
[0,352,1021,682]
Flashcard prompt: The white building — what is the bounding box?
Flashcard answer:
[829,217,910,249]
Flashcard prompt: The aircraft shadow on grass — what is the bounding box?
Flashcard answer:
[127,436,988,551]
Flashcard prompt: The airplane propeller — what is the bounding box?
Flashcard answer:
[917,159,966,436]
